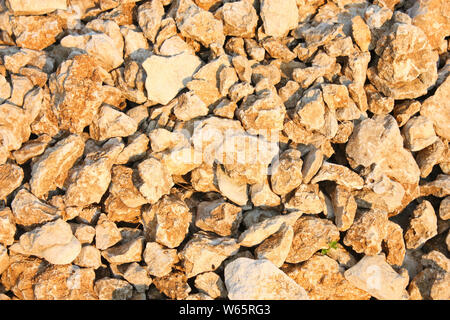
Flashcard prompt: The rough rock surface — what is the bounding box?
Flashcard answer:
[224,258,309,300]
[344,254,409,300]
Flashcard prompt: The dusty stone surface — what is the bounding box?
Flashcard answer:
[270,149,303,195]
[285,184,325,214]
[11,188,60,226]
[0,208,15,247]
[344,209,389,256]
[194,272,227,299]
[137,158,174,205]
[195,199,242,237]
[10,219,81,265]
[404,200,438,249]
[260,0,299,38]
[95,278,133,300]
[344,254,409,300]
[30,134,85,199]
[239,212,301,247]
[180,232,240,278]
[224,258,309,300]
[143,242,179,278]
[0,163,23,200]
[50,54,104,134]
[143,195,192,249]
[286,216,340,264]
[283,254,371,300]
[142,52,202,105]
[255,223,294,268]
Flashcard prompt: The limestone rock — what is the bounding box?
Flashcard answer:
[65,139,124,207]
[216,164,248,206]
[72,224,96,245]
[144,195,192,248]
[33,265,97,300]
[401,116,437,152]
[30,134,84,199]
[11,219,81,265]
[90,106,138,141]
[283,254,371,300]
[137,157,174,205]
[180,232,240,278]
[195,199,242,237]
[346,115,420,185]
[440,197,450,220]
[260,0,299,38]
[301,147,323,184]
[95,215,122,250]
[351,15,371,52]
[344,254,409,300]
[405,200,438,249]
[285,184,325,214]
[408,0,450,52]
[102,236,144,264]
[383,221,406,266]
[237,90,286,136]
[173,92,208,121]
[74,246,102,269]
[311,162,364,190]
[50,54,104,133]
[95,278,133,300]
[367,23,438,99]
[331,185,357,232]
[0,163,23,200]
[255,223,293,268]
[224,258,309,300]
[12,134,51,165]
[0,245,9,275]
[137,0,164,43]
[109,165,147,208]
[286,216,340,263]
[420,76,450,140]
[239,212,301,247]
[142,52,202,105]
[177,3,225,48]
[60,33,124,71]
[250,177,281,207]
[216,0,258,38]
[270,149,303,195]
[343,209,389,256]
[12,15,62,51]
[0,208,15,247]
[194,272,227,299]
[143,242,179,278]
[293,88,325,131]
[6,0,67,15]
[123,263,152,293]
[11,188,60,226]
[416,138,446,178]
[153,270,191,300]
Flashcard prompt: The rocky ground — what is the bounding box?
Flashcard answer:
[0,0,449,300]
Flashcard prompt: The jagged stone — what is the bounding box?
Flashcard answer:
[344,254,409,300]
[180,232,240,278]
[143,242,179,278]
[405,200,438,249]
[195,199,242,237]
[283,254,371,300]
[286,216,340,263]
[224,258,309,300]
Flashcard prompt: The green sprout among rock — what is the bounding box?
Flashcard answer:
[321,240,338,255]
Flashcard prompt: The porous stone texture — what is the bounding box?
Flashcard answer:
[224,258,309,300]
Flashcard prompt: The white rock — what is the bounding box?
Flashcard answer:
[224,258,309,300]
[142,52,202,105]
[344,254,409,300]
[260,0,299,38]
